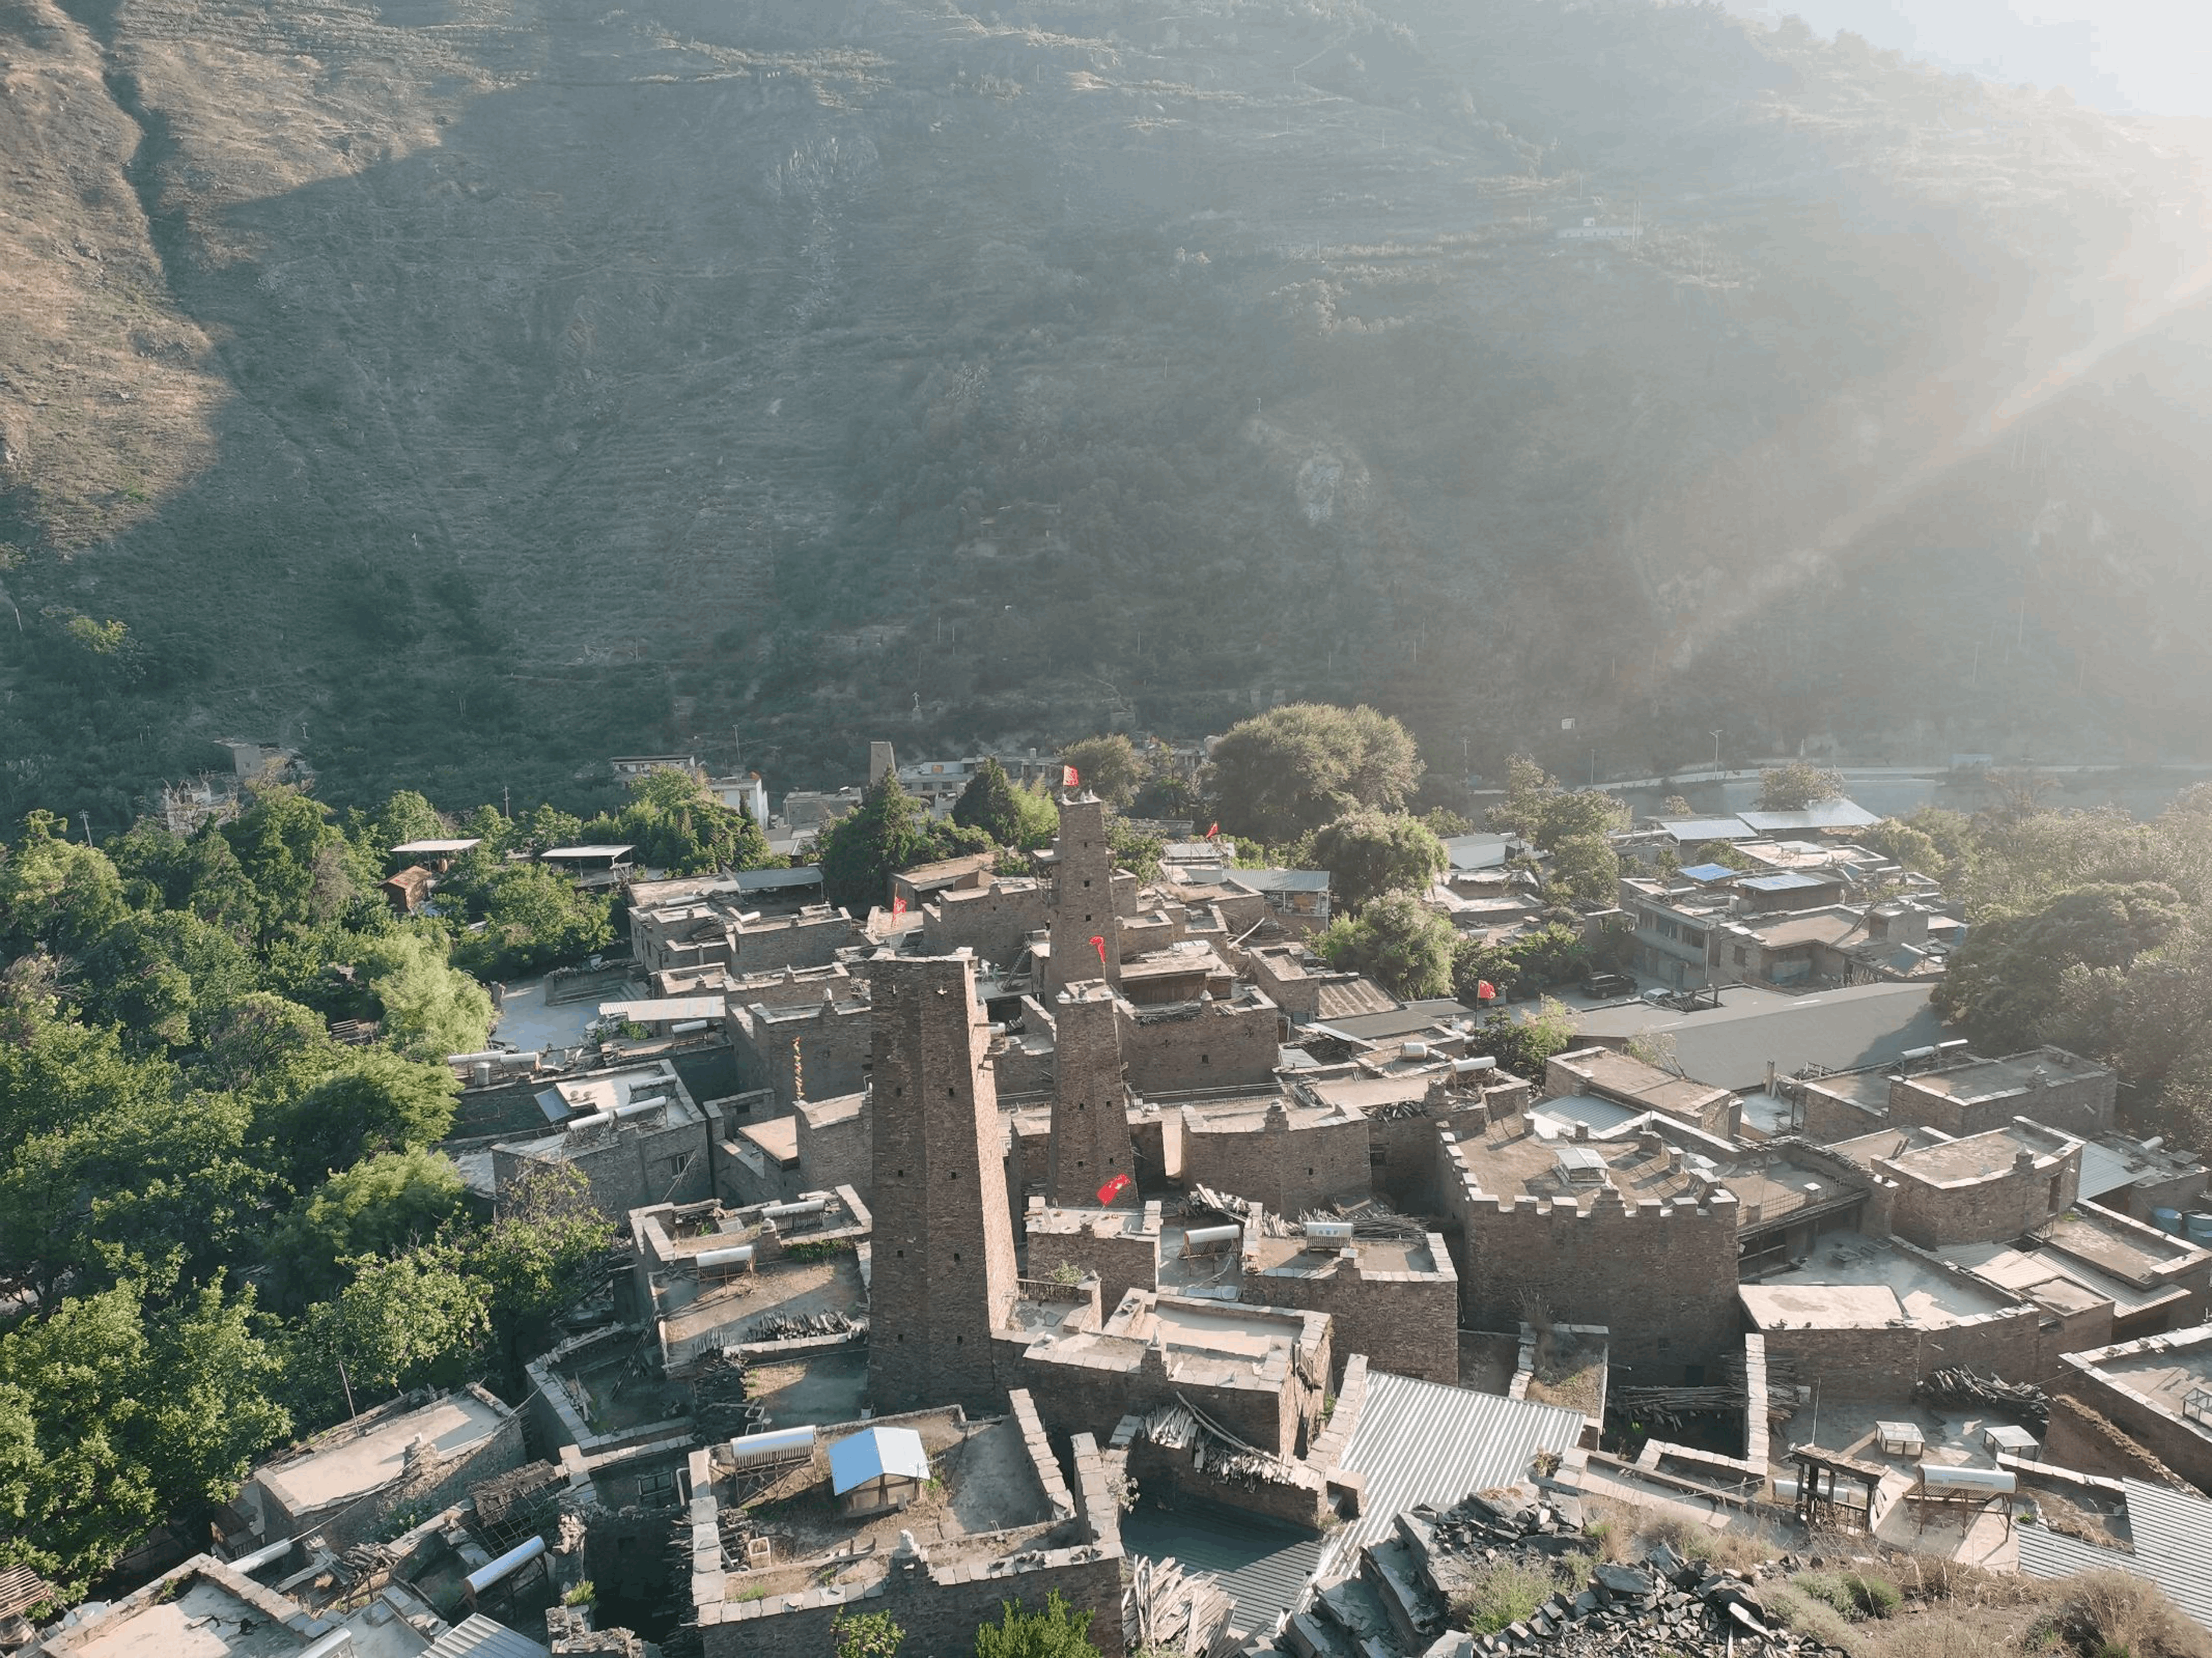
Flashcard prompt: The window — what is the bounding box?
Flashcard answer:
[639,1468,677,1502]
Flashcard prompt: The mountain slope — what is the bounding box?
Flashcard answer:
[2,0,2209,820]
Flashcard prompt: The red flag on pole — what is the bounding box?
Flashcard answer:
[1476,980,1496,1002]
[892,894,908,917]
[1063,765,1080,788]
[1096,1172,1133,1205]
[1090,934,1107,966]
[1206,822,1219,839]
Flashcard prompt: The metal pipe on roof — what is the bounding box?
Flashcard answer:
[566,1108,616,1134]
[225,1535,295,1574]
[762,1199,827,1221]
[669,1019,709,1036]
[730,1425,817,1467]
[298,1632,355,1658]
[465,1534,547,1600]
[694,1244,756,1272]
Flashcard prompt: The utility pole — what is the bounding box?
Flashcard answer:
[79,811,92,845]
[1710,730,1723,769]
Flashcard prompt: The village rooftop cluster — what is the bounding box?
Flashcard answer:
[33,747,2212,1658]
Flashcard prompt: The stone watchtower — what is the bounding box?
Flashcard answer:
[866,953,1018,1414]
[1048,979,1137,1208]
[1046,792,1121,990]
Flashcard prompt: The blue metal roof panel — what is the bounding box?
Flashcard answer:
[828,1426,930,1495]
[1326,1371,1584,1571]
[1740,872,1830,892]
[1678,863,1741,883]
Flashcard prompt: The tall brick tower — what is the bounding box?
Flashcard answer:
[866,953,1018,1414]
[1047,979,1137,1208]
[1047,792,1121,990]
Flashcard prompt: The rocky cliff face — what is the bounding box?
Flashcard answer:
[3,0,2210,819]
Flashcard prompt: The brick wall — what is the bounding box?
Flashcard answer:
[1890,1062,2116,1141]
[1181,1104,1371,1216]
[2041,1393,2204,1491]
[867,957,1020,1415]
[1755,1310,2040,1400]
[796,1093,871,1195]
[1446,1178,1741,1377]
[1369,1100,1491,1215]
[257,1388,527,1552]
[734,1000,873,1109]
[1129,1106,1184,1190]
[2055,1352,2212,1494]
[1245,1239,1458,1385]
[1123,1436,1333,1530]
[734,909,863,974]
[1049,798,1123,991]
[1048,983,1137,1207]
[925,881,1052,969]
[492,1105,719,1221]
[1120,996,1281,1095]
[1882,1139,2078,1249]
[1796,1082,1889,1143]
[1025,1215,1161,1322]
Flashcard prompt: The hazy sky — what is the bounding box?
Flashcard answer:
[1725,0,2212,117]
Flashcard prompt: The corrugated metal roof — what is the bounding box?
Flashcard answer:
[1659,818,1754,842]
[425,1615,552,1658]
[2016,1479,2212,1631]
[738,865,823,889]
[2078,1141,2140,1203]
[1679,862,1743,883]
[1327,1372,1584,1570]
[2120,1478,2212,1628]
[1316,979,1399,1021]
[1121,1503,1326,1636]
[1228,869,1332,894]
[1737,800,1880,833]
[595,996,728,1021]
[1741,872,1831,892]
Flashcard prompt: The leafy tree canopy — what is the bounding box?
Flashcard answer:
[578,767,773,876]
[975,1591,1101,1658]
[1312,889,1457,1000]
[1485,757,1628,854]
[1308,810,1448,913]
[1204,704,1424,843]
[1060,735,1144,810]
[1755,761,1847,813]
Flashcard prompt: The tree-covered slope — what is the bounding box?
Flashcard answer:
[2,0,2209,821]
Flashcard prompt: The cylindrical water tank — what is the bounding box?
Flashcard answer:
[614,1100,664,1121]
[2154,1207,2185,1235]
[566,1108,616,1135]
[669,1019,709,1036]
[730,1425,817,1467]
[465,1534,547,1599]
[1183,1224,1240,1255]
[2186,1215,2212,1246]
[471,1061,495,1089]
[763,1199,827,1222]
[226,1535,295,1574]
[1403,1041,1430,1060]
[1454,1056,1498,1075]
[695,1244,756,1273]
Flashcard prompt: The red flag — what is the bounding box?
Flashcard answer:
[1090,934,1107,966]
[1476,980,1496,1001]
[1206,822,1219,839]
[1063,765,1080,788]
[1096,1172,1133,1205]
[892,893,908,917]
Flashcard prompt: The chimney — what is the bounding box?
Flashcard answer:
[1573,1121,1591,1143]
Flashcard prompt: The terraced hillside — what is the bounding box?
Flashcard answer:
[3,0,2211,820]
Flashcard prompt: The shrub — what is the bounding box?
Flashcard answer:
[1763,1583,1855,1651]
[1450,1560,1569,1634]
[2059,1571,2212,1658]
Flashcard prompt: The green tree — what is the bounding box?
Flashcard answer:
[452,863,614,980]
[1467,996,1579,1078]
[269,1149,469,1309]
[1756,761,1847,813]
[1934,882,2187,1053]
[951,759,1029,846]
[1485,758,1629,854]
[815,774,931,914]
[1060,735,1144,810]
[220,787,372,938]
[348,928,493,1061]
[1204,704,1424,842]
[0,1276,288,1598]
[835,1609,906,1658]
[471,1164,615,1365]
[974,1591,1101,1658]
[372,790,450,858]
[1545,833,1622,909]
[294,1242,492,1404]
[256,1049,460,1191]
[0,812,129,959]
[1312,890,1457,1000]
[579,768,772,875]
[1308,810,1448,913]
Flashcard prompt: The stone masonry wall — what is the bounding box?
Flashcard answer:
[1049,982,1138,1207]
[1246,1241,1458,1385]
[1120,997,1281,1095]
[795,1093,871,1196]
[2055,1353,2212,1494]
[1181,1105,1371,1216]
[925,881,1052,971]
[1025,1215,1162,1322]
[1049,797,1123,990]
[867,957,1019,1415]
[1882,1142,2078,1249]
[1447,1168,1741,1377]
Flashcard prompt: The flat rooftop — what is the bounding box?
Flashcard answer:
[252,1391,509,1516]
[1739,1230,2015,1329]
[1902,1050,2106,1104]
[2077,1328,2212,1423]
[1249,1233,1438,1275]
[659,1250,867,1355]
[539,1060,694,1120]
[1716,1150,1864,1228]
[1886,1123,2071,1184]
[1455,1117,1702,1208]
[1552,1049,1728,1117]
[44,1575,312,1657]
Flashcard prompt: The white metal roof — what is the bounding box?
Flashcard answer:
[828,1426,930,1495]
[426,1614,552,1658]
[539,844,635,860]
[1736,799,1880,833]
[1657,817,1754,842]
[390,837,483,855]
[596,996,727,1022]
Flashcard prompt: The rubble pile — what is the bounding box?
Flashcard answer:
[1912,1365,2048,1432]
[741,1309,859,1343]
[1282,1495,1846,1658]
